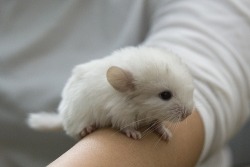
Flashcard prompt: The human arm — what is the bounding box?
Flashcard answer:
[48,111,204,167]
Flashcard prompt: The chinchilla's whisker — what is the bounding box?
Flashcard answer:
[171,121,181,134]
[166,122,175,128]
[119,110,173,131]
[109,125,127,137]
[141,119,163,138]
[110,105,186,140]
[164,114,180,130]
[118,116,156,131]
[167,115,178,123]
[153,131,165,149]
[141,125,157,139]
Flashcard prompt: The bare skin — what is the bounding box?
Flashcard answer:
[48,111,204,167]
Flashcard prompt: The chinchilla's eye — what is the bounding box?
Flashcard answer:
[159,91,172,101]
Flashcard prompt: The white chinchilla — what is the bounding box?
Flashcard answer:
[27,46,194,140]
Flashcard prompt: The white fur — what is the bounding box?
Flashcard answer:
[28,46,194,139]
[27,112,62,131]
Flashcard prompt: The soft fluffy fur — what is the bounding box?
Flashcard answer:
[27,46,194,139]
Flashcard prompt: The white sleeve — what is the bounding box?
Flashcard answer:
[143,0,250,162]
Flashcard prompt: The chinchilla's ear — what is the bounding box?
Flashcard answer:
[106,66,135,92]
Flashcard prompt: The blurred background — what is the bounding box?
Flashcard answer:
[0,1,249,167]
[230,120,250,167]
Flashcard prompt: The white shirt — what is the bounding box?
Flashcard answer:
[0,0,249,166]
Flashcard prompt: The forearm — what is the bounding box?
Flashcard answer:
[48,111,204,167]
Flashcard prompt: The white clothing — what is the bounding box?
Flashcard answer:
[0,0,249,166]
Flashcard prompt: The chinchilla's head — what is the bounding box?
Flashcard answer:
[106,47,195,123]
